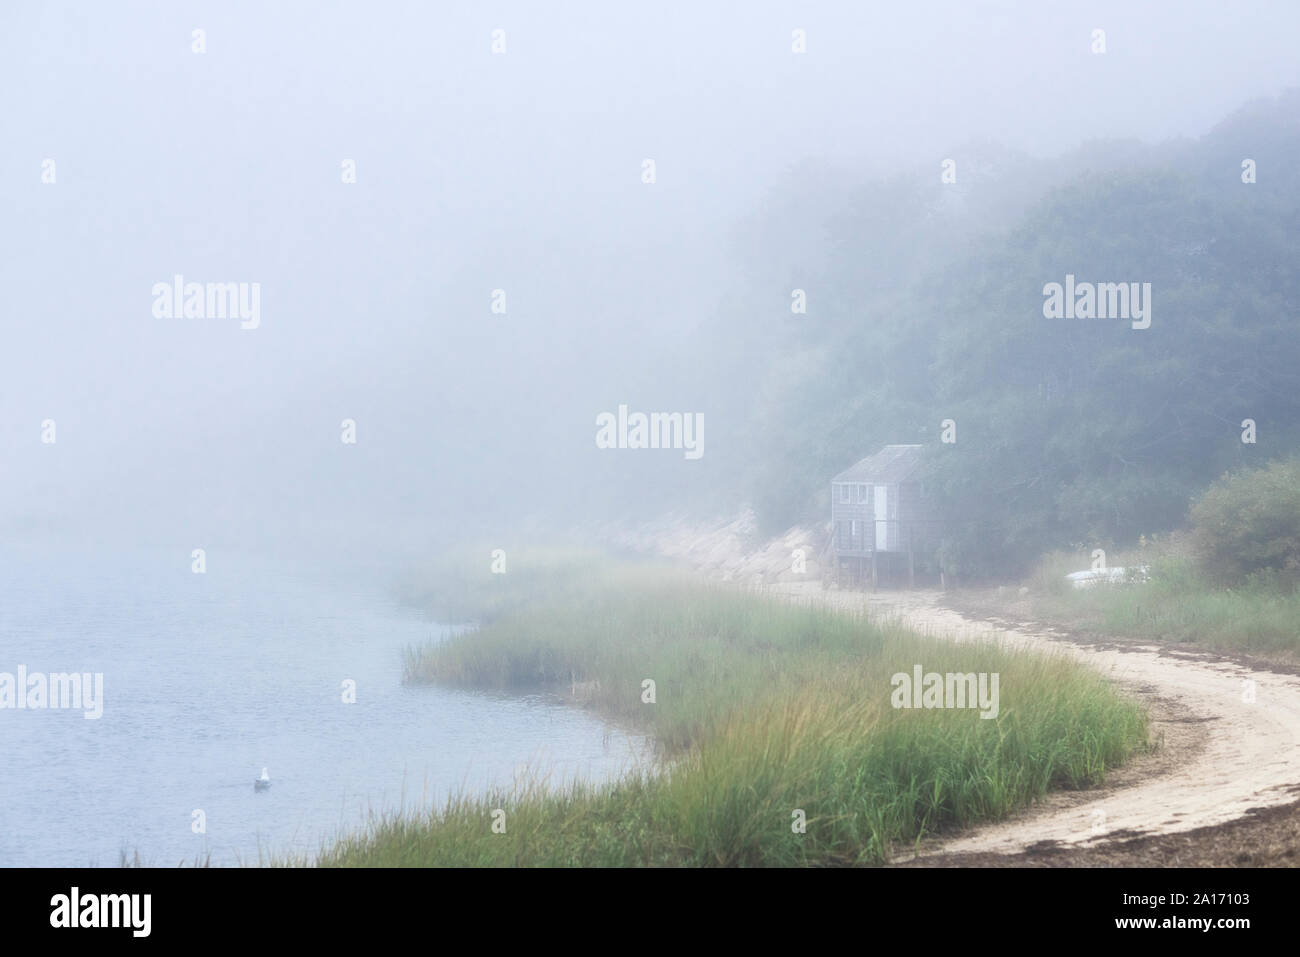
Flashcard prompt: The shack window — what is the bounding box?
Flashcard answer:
[857,484,868,503]
[839,485,850,503]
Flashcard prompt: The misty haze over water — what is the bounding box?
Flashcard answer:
[0,543,645,866]
[5,2,1299,561]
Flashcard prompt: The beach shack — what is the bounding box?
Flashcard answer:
[829,444,941,588]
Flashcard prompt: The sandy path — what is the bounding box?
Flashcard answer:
[764,581,1300,859]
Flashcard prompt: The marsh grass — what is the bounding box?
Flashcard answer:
[1024,544,1300,658]
[393,547,619,625]
[317,567,1147,866]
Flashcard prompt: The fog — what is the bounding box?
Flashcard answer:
[4,0,1298,564]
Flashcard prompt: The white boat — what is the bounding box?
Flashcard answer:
[1066,565,1150,589]
[254,767,271,791]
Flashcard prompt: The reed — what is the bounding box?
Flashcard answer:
[313,567,1147,866]
[1025,545,1300,658]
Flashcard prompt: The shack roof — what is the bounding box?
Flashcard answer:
[831,444,925,484]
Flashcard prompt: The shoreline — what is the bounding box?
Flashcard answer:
[603,515,1300,864]
[330,554,1146,866]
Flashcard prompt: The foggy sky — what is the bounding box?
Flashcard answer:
[3,1,1298,562]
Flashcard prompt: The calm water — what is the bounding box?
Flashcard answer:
[0,544,646,866]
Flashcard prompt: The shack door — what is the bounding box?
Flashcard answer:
[874,485,889,550]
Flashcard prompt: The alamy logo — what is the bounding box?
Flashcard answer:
[890,665,1000,719]
[0,666,103,719]
[1042,274,1151,329]
[152,274,260,329]
[50,887,150,937]
[595,404,704,460]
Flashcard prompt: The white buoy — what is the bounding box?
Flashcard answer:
[254,767,271,792]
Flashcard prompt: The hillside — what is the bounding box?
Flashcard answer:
[698,91,1300,577]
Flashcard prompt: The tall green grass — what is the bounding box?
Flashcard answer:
[318,568,1147,866]
[393,547,618,624]
[1024,546,1300,658]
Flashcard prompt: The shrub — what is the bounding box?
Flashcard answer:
[1189,459,1300,585]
